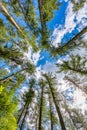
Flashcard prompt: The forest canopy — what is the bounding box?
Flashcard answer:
[0,0,87,130]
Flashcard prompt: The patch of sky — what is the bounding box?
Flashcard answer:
[0,60,6,69]
[61,17,87,44]
[5,42,13,48]
[76,18,87,30]
[37,51,56,66]
[66,96,73,101]
[66,86,75,93]
[15,81,29,96]
[61,27,79,44]
[0,65,21,81]
[47,1,68,32]
[63,86,75,101]
[0,13,7,24]
[10,12,26,28]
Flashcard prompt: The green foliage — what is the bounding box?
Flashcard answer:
[0,18,9,41]
[0,85,4,94]
[71,108,87,129]
[26,61,35,74]
[56,55,87,74]
[42,0,59,22]
[0,0,87,129]
[0,87,18,130]
[0,46,23,60]
[71,0,86,11]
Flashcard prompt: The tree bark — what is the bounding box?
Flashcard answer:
[17,101,28,124]
[35,118,38,130]
[38,84,44,130]
[66,65,87,75]
[20,107,28,130]
[0,2,23,34]
[38,0,44,30]
[49,95,53,130]
[18,88,35,129]
[56,26,87,52]
[38,0,48,46]
[65,76,87,95]
[59,92,78,130]
[45,76,66,130]
[0,68,27,83]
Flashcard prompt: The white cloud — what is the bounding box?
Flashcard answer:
[18,0,87,123]
[34,66,42,80]
[42,61,57,74]
[51,1,87,47]
[72,89,87,114]
[23,46,40,65]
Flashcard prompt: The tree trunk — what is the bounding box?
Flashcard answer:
[0,2,23,33]
[46,77,66,130]
[20,108,28,130]
[65,76,87,95]
[60,93,78,130]
[38,0,47,46]
[56,26,87,52]
[49,94,53,130]
[35,118,38,130]
[0,68,27,83]
[38,85,44,130]
[38,0,44,30]
[18,88,35,129]
[50,108,53,130]
[17,101,29,124]
[66,66,87,75]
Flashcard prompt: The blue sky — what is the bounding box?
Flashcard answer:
[47,1,68,30]
[0,1,87,129]
[35,1,87,115]
[37,0,87,69]
[37,1,69,66]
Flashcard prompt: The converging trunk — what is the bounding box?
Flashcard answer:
[38,84,44,130]
[44,75,66,130]
[49,95,53,130]
[65,76,87,95]
[0,2,23,34]
[56,26,87,52]
[20,108,28,130]
[0,68,27,83]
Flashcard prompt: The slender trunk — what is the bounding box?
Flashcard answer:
[0,2,23,34]
[38,85,44,130]
[55,102,66,130]
[20,108,28,130]
[38,0,47,46]
[65,76,87,95]
[66,107,78,129]
[17,101,29,124]
[18,88,35,127]
[38,0,44,30]
[50,108,53,130]
[46,78,66,130]
[0,68,27,83]
[49,95,53,130]
[60,93,78,130]
[56,26,87,51]
[67,66,87,75]
[35,118,38,130]
[0,2,29,44]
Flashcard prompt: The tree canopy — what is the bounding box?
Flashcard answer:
[0,0,87,130]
